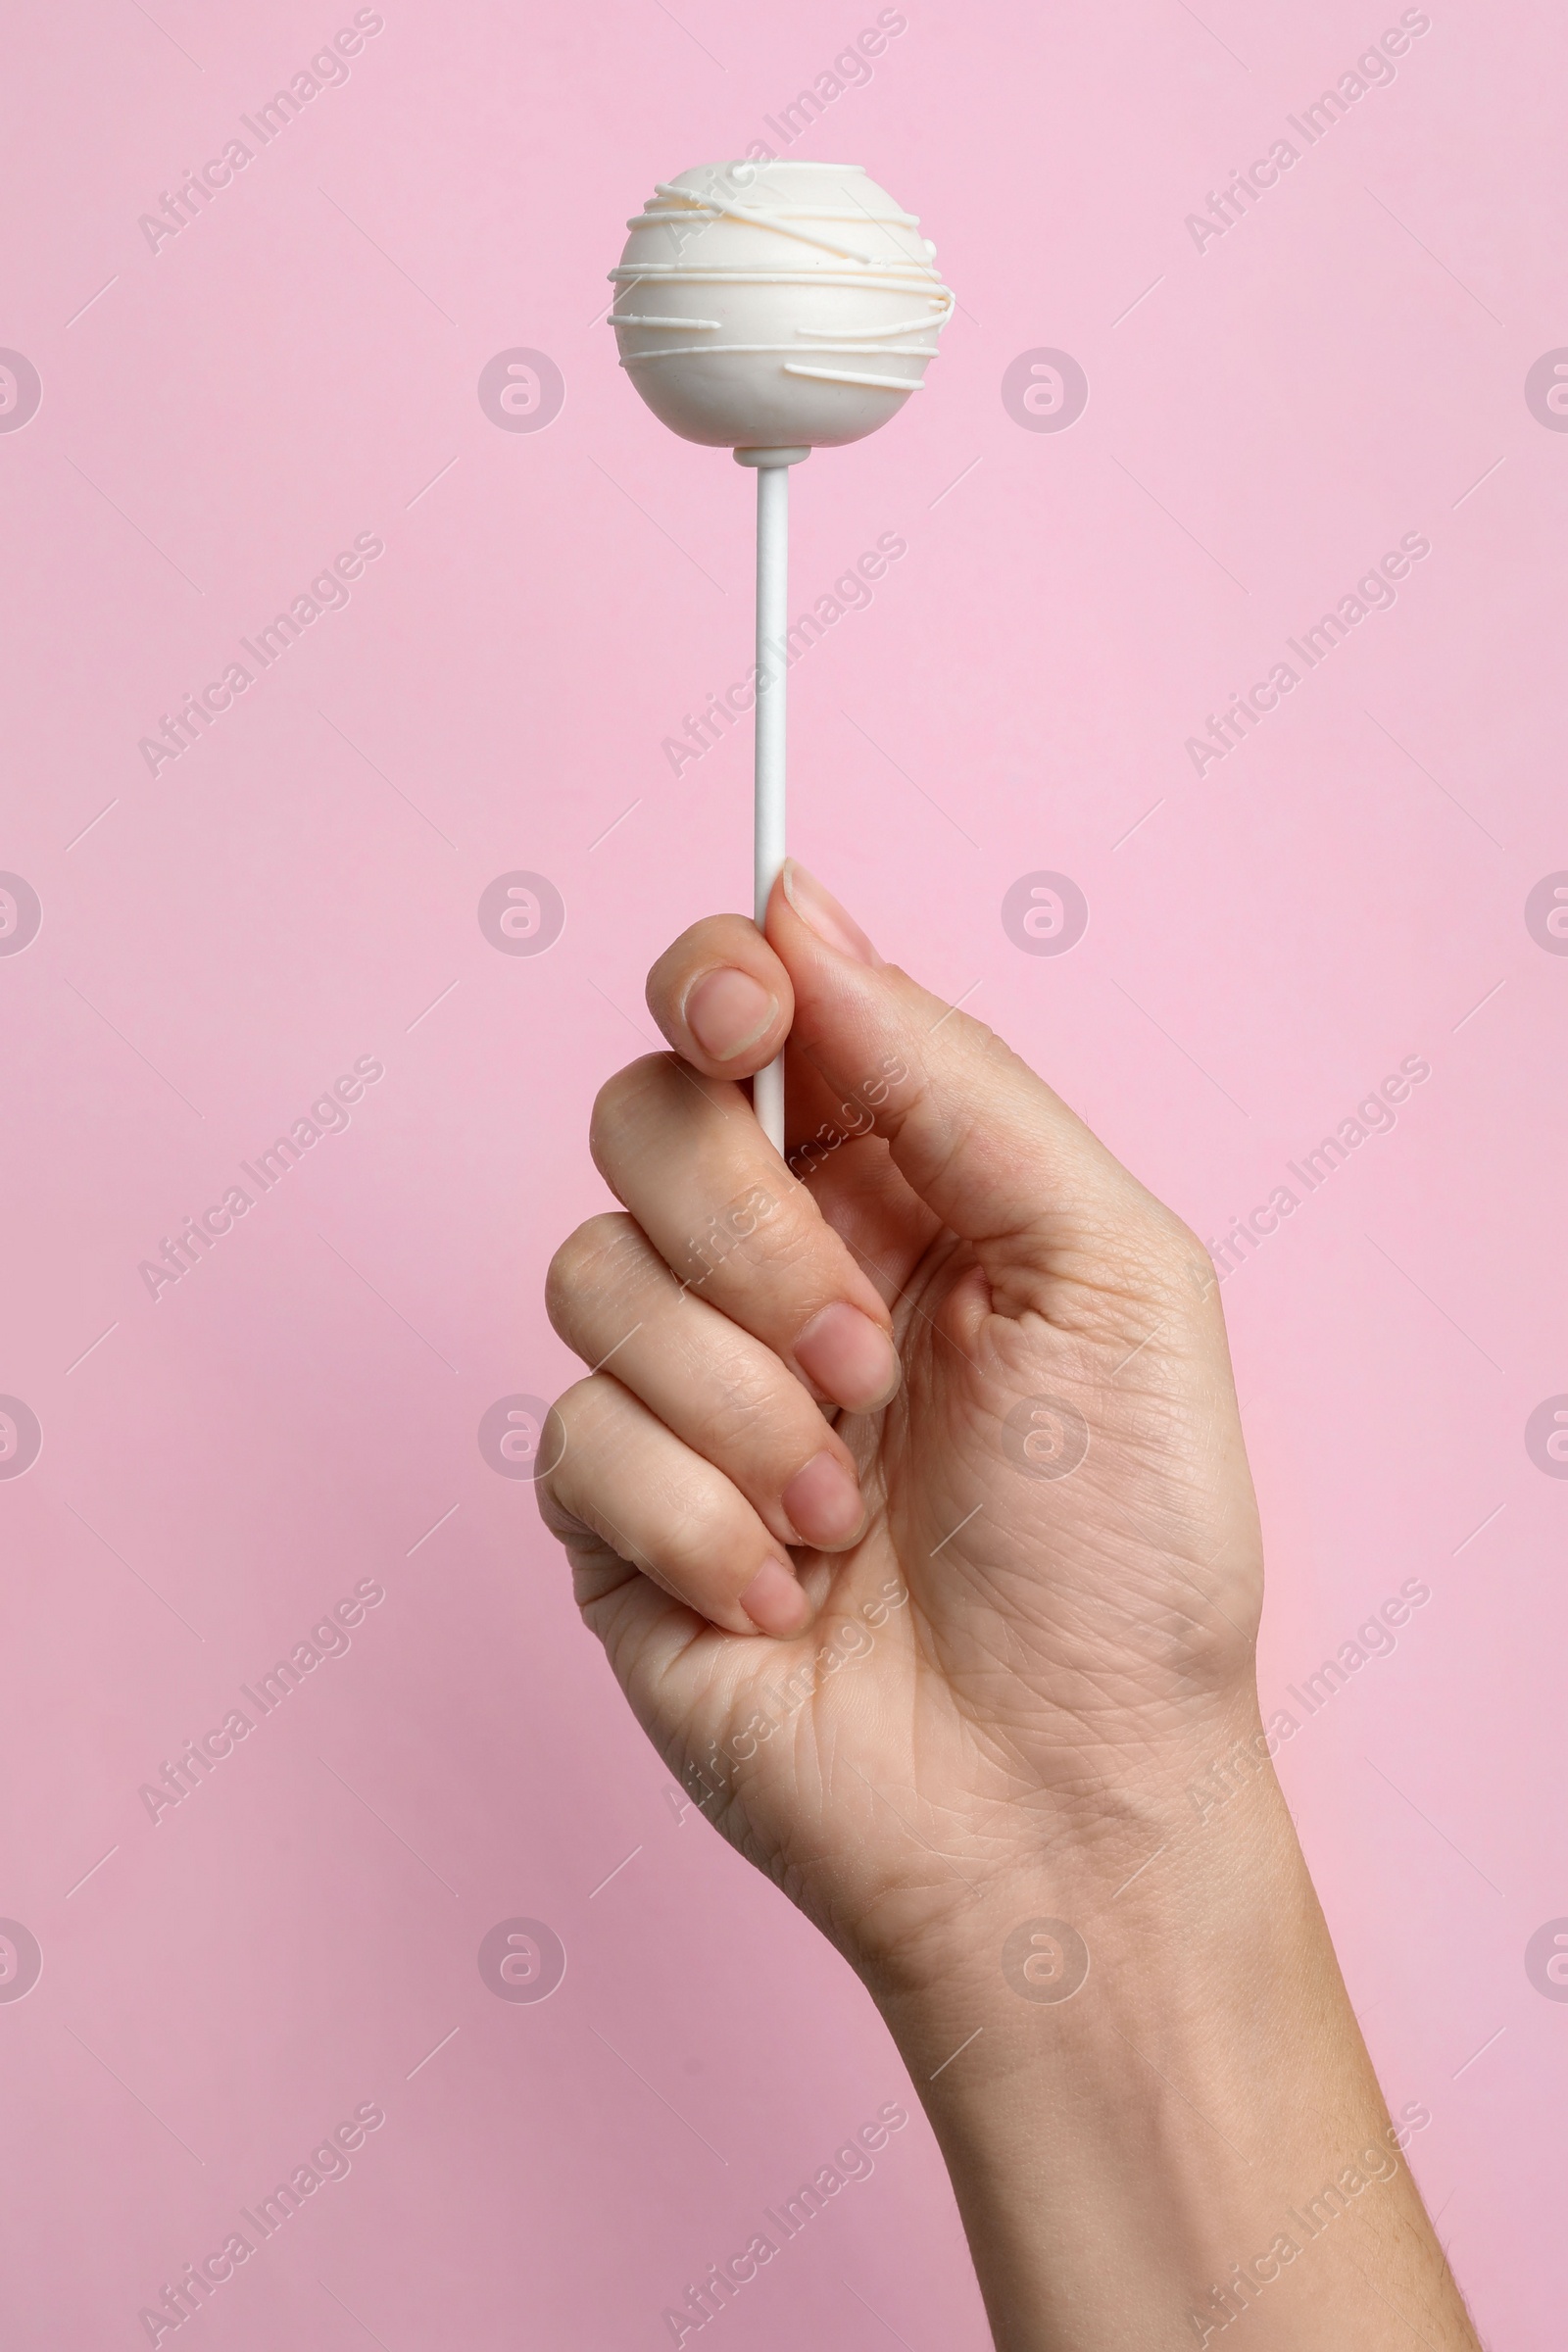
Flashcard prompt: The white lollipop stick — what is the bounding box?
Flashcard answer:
[607,160,952,1156]
[738,445,807,1152]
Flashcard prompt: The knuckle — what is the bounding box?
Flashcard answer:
[543,1375,602,1449]
[1110,1222,1184,1300]
[545,1212,647,1331]
[703,1365,788,1451]
[589,1054,677,1169]
[537,1378,623,1509]
[1151,1210,1216,1298]
[534,1396,576,1510]
[543,1228,593,1329]
[676,1173,799,1292]
[1102,1205,1220,1323]
[741,1196,820,1280]
[657,1492,742,1586]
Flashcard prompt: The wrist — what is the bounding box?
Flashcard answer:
[870,1746,1303,2077]
[850,1678,1280,2014]
[858,1744,1421,2352]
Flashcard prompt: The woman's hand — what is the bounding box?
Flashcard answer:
[539,860,1262,1992]
[540,862,1480,2352]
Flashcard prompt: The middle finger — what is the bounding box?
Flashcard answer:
[590,1054,901,1414]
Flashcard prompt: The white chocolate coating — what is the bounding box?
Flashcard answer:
[608,160,953,449]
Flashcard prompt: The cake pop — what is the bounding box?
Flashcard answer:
[608,159,953,1148]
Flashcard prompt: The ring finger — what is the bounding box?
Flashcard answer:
[547,1212,870,1552]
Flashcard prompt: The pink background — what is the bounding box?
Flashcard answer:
[1,1,1563,2343]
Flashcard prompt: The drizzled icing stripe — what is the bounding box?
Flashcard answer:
[647,181,876,264]
[637,187,922,221]
[630,202,925,233]
[607,266,945,290]
[782,365,927,392]
[621,341,941,367]
[810,299,954,338]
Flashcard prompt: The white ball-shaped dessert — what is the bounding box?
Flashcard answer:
[608,159,953,451]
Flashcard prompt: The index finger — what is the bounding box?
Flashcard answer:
[646,913,794,1079]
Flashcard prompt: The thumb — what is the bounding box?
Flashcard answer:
[769,860,1188,1317]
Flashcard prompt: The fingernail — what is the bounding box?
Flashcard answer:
[782,860,881,966]
[794,1301,901,1413]
[739,1556,811,1638]
[782,1450,867,1548]
[685,967,779,1061]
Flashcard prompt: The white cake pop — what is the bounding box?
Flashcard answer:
[605,160,953,1150]
[607,159,952,449]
